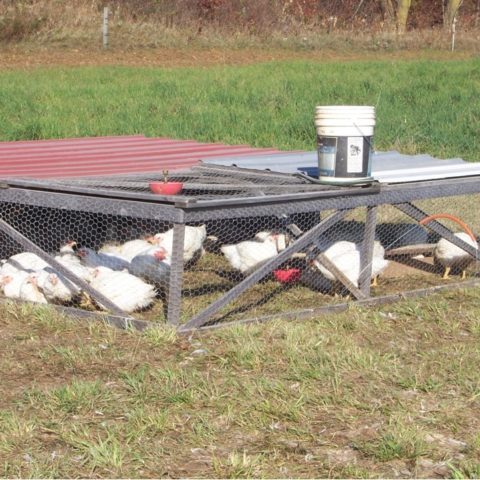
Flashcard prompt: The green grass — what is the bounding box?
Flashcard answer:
[0,59,479,160]
[2,286,480,477]
[1,56,480,477]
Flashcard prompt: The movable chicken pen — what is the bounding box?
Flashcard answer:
[0,158,479,333]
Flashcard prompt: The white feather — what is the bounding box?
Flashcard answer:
[0,271,30,299]
[221,236,280,274]
[153,225,207,263]
[1,252,49,275]
[90,267,156,313]
[118,239,154,261]
[19,274,48,304]
[434,232,478,269]
[313,241,388,287]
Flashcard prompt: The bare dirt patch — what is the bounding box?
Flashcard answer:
[0,45,476,70]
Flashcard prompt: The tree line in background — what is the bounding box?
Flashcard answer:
[109,0,477,32]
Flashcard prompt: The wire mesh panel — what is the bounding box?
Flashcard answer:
[0,200,179,318]
[176,188,480,329]
[0,170,479,331]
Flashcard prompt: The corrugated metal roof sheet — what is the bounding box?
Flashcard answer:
[2,135,476,183]
[202,150,480,183]
[0,135,282,179]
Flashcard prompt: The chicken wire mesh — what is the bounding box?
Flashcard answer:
[176,199,480,328]
[22,164,360,202]
[0,202,179,315]
[0,171,479,330]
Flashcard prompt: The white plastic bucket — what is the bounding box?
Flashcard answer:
[315,105,376,184]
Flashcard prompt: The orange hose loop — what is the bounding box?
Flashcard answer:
[419,213,477,242]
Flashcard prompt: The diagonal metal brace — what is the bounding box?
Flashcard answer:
[314,253,367,300]
[295,220,367,300]
[179,209,349,331]
[395,203,480,260]
[0,218,133,318]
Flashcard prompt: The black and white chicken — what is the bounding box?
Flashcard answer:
[129,247,170,287]
[77,247,130,271]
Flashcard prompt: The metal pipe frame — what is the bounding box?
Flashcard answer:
[0,185,183,222]
[180,277,480,334]
[6,275,479,335]
[0,175,479,332]
[178,210,349,331]
[359,206,378,296]
[183,176,480,222]
[3,176,480,222]
[167,223,186,325]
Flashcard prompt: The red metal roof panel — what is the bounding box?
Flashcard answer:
[0,135,283,179]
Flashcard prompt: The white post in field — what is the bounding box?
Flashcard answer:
[103,7,109,48]
[451,15,457,52]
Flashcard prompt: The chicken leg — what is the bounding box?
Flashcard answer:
[79,292,95,310]
[461,269,467,280]
[442,266,451,280]
[371,275,379,287]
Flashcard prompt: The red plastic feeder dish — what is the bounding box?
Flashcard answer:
[149,182,183,195]
[273,268,301,284]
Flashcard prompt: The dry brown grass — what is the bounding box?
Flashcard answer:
[1,0,480,54]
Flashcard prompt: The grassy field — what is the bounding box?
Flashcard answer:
[0,58,479,160]
[1,290,480,478]
[1,57,480,478]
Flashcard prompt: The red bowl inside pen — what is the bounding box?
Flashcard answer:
[149,182,183,195]
[273,268,302,284]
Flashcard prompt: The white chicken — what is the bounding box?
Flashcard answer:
[221,234,283,275]
[37,268,81,304]
[254,231,288,251]
[55,257,94,284]
[313,240,389,288]
[129,247,170,286]
[54,241,94,283]
[122,238,155,261]
[434,232,478,279]
[19,273,48,304]
[89,266,156,313]
[98,243,122,255]
[0,270,30,299]
[152,225,207,264]
[371,242,390,286]
[77,247,130,271]
[1,252,49,275]
[313,241,359,286]
[55,241,81,265]
[100,237,154,262]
